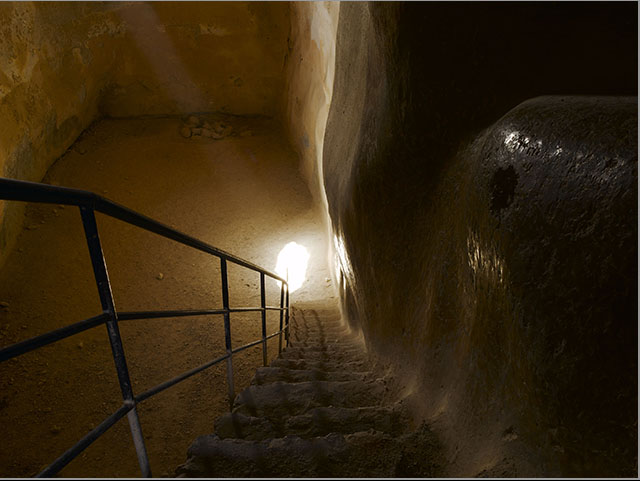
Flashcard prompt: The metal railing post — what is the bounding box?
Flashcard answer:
[278,282,285,354]
[79,206,151,478]
[260,273,267,366]
[285,284,290,348]
[220,258,235,409]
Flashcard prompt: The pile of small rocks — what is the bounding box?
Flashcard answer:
[179,115,239,140]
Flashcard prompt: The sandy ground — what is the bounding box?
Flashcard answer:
[0,115,335,477]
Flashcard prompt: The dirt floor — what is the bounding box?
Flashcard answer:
[0,115,335,477]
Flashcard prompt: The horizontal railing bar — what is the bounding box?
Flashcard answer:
[118,307,287,321]
[0,178,287,283]
[233,339,262,354]
[136,329,286,402]
[265,331,281,341]
[230,306,286,312]
[0,313,109,363]
[231,330,285,356]
[97,199,286,282]
[37,403,132,477]
[118,309,226,321]
[135,353,229,403]
[231,338,265,355]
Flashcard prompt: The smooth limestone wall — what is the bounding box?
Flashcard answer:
[282,1,338,207]
[322,2,637,477]
[0,1,290,267]
[280,1,340,306]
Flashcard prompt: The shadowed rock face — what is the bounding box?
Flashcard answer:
[469,96,637,476]
[323,2,637,477]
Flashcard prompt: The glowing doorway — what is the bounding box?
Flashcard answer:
[275,242,310,292]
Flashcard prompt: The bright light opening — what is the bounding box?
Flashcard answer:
[275,242,310,293]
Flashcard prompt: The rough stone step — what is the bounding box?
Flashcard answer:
[282,404,409,438]
[283,343,365,353]
[290,322,344,330]
[252,366,371,385]
[289,317,344,327]
[279,348,367,363]
[289,329,354,342]
[289,331,351,341]
[214,404,409,441]
[214,412,276,441]
[291,322,349,328]
[177,428,441,478]
[291,303,341,316]
[290,314,343,323]
[287,339,363,349]
[284,344,365,353]
[289,319,348,328]
[269,357,369,373]
[289,327,345,335]
[289,326,354,335]
[290,314,344,323]
[289,334,353,345]
[278,349,367,361]
[232,380,386,418]
[290,309,341,320]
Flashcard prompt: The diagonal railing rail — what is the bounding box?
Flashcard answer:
[0,177,290,477]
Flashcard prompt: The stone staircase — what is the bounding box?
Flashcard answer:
[176,305,442,477]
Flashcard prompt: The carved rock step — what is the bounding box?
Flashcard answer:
[289,329,355,341]
[289,317,347,326]
[251,366,371,385]
[283,343,365,353]
[289,320,347,329]
[289,324,344,332]
[287,339,363,349]
[177,429,441,478]
[214,412,276,440]
[290,316,346,326]
[289,334,353,345]
[284,345,365,354]
[283,404,409,438]
[269,357,369,372]
[289,330,352,341]
[289,323,346,332]
[214,404,408,440]
[177,303,445,478]
[285,344,364,353]
[290,314,343,324]
[232,380,387,418]
[290,308,342,320]
[279,347,367,362]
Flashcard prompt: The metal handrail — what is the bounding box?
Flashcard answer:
[0,177,291,477]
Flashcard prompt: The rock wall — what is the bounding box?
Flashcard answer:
[0,1,290,266]
[104,2,289,117]
[322,2,637,477]
[282,1,339,206]
[0,2,126,263]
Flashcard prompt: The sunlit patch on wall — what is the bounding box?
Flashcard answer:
[467,230,505,285]
[275,241,309,293]
[333,233,350,279]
